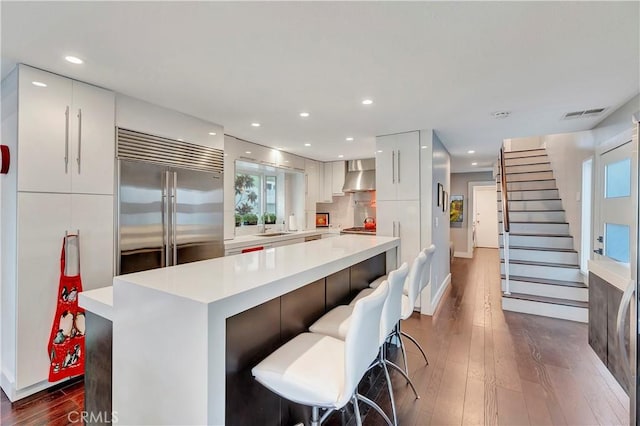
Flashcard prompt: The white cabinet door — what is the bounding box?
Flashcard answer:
[395,132,420,201]
[375,140,396,201]
[331,161,345,195]
[70,82,115,195]
[71,194,114,291]
[376,200,420,267]
[319,162,333,202]
[16,192,72,388]
[376,132,419,201]
[305,159,319,209]
[17,66,73,193]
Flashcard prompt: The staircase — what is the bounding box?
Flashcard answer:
[498,147,588,323]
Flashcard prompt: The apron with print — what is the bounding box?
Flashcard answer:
[47,235,85,382]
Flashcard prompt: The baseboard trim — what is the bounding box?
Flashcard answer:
[420,273,452,316]
[454,251,473,258]
[1,371,70,402]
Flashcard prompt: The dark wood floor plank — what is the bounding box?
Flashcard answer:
[521,379,554,426]
[462,377,485,425]
[546,363,600,425]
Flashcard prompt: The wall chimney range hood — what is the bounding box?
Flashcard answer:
[342,159,375,192]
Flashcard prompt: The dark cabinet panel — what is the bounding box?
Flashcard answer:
[226,298,282,426]
[84,312,113,426]
[350,253,386,296]
[588,272,630,394]
[326,268,351,310]
[280,278,326,343]
[588,273,608,364]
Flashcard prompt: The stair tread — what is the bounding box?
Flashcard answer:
[501,259,580,269]
[501,274,586,288]
[505,148,547,153]
[504,188,559,192]
[500,221,569,224]
[505,161,551,167]
[500,233,572,237]
[505,198,563,201]
[500,245,577,253]
[504,170,553,175]
[498,209,565,212]
[502,292,588,308]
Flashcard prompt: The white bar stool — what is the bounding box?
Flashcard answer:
[252,281,391,426]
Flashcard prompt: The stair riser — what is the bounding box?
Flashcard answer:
[501,280,588,302]
[505,234,574,249]
[501,263,582,282]
[504,149,547,159]
[500,189,560,201]
[504,171,555,182]
[500,248,578,264]
[501,211,567,223]
[502,297,587,323]
[506,180,557,191]
[505,155,549,166]
[505,199,564,210]
[501,222,569,234]
[504,163,552,173]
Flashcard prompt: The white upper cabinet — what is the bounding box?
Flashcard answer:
[17,66,115,195]
[70,81,115,195]
[318,162,333,203]
[278,151,305,172]
[305,159,319,209]
[331,161,346,196]
[376,131,420,201]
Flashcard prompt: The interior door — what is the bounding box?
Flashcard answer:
[172,168,224,265]
[118,160,168,274]
[474,186,499,248]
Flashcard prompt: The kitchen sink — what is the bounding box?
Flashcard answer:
[255,232,292,237]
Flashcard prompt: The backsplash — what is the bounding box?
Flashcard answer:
[316,195,355,229]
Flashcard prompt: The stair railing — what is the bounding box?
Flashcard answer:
[500,147,511,295]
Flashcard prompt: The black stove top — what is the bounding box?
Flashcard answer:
[341,227,376,235]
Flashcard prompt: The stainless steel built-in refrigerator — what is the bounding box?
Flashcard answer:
[116,128,224,274]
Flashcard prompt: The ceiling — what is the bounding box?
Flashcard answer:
[2,2,638,172]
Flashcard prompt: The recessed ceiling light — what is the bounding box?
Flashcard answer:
[299,112,310,118]
[472,162,478,166]
[251,122,261,127]
[345,137,354,142]
[377,150,383,153]
[285,160,290,163]
[65,55,83,64]
[468,150,475,154]
[421,146,427,149]
[492,111,511,119]
[177,138,184,141]
[338,155,344,158]
[32,81,47,87]
[304,143,311,147]
[208,132,217,136]
[245,151,252,154]
[362,99,373,105]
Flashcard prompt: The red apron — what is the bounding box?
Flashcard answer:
[47,235,85,382]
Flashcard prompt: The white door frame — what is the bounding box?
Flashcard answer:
[581,157,593,274]
[466,180,498,256]
[473,184,499,249]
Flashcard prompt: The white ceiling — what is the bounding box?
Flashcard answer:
[2,2,638,172]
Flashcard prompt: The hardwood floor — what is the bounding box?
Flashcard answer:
[0,248,629,425]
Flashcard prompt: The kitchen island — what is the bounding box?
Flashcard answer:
[110,234,399,425]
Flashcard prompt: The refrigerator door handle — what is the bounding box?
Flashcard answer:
[163,170,170,268]
[172,171,178,265]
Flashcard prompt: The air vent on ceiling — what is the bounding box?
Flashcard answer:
[562,107,607,120]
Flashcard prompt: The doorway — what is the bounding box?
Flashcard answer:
[473,185,499,248]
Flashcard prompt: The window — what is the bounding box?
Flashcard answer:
[605,223,630,264]
[605,158,631,198]
[234,170,277,227]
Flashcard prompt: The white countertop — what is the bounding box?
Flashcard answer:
[224,228,339,250]
[79,286,113,321]
[115,234,398,308]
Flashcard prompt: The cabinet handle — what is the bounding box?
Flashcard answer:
[616,280,635,387]
[172,171,178,265]
[64,106,70,173]
[76,109,82,174]
[392,151,395,184]
[392,221,396,237]
[163,171,170,268]
[305,174,309,195]
[397,150,401,183]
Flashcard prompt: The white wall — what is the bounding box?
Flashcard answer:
[429,132,451,308]
[592,94,640,145]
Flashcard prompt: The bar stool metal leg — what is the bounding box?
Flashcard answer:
[386,360,420,399]
[352,395,363,426]
[401,330,429,365]
[357,393,393,426]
